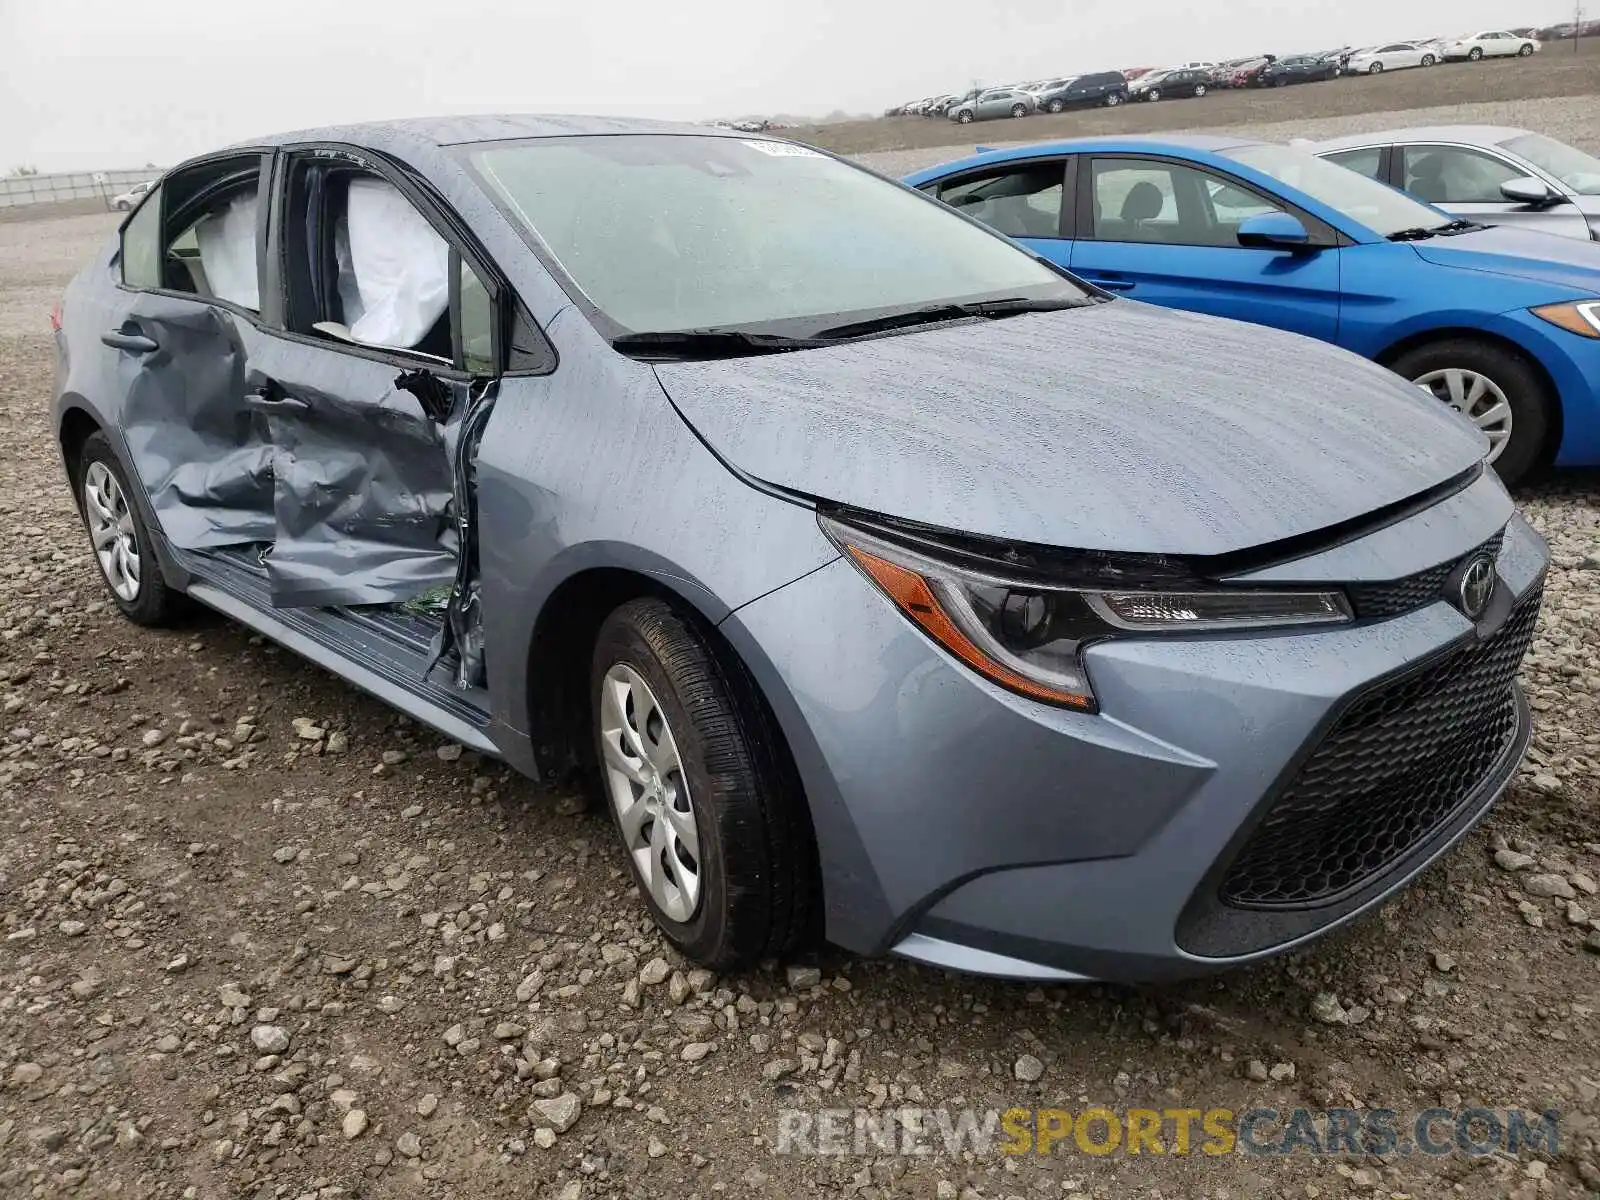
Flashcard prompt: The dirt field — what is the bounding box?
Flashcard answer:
[798,39,1600,155]
[3,81,1600,1200]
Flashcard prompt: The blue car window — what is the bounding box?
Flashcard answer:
[939,165,1064,239]
[1092,159,1284,248]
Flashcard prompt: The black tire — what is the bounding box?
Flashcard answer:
[591,598,815,969]
[1468,46,1483,60]
[75,431,183,625]
[1146,89,1161,102]
[1194,84,1207,96]
[1517,43,1533,56]
[1047,99,1064,113]
[1104,92,1123,106]
[1389,339,1553,485]
[956,109,974,124]
[1010,103,1027,118]
[1369,61,1384,74]
[1422,53,1436,66]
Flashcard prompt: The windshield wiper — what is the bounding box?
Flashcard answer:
[611,329,827,361]
[1386,226,1438,242]
[1432,218,1484,235]
[811,296,1088,342]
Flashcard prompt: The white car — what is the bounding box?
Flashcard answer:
[111,180,154,211]
[1344,42,1438,73]
[1439,31,1540,60]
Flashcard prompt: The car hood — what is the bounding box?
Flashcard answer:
[1411,223,1600,293]
[652,301,1486,556]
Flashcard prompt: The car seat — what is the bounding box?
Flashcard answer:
[1120,181,1167,238]
[1406,154,1449,203]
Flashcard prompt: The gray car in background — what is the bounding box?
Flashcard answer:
[948,88,1036,123]
[53,116,1546,983]
[1314,126,1600,240]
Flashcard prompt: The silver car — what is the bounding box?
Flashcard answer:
[53,115,1545,982]
[948,88,1036,123]
[1314,126,1600,240]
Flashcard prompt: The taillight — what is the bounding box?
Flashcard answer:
[49,302,62,332]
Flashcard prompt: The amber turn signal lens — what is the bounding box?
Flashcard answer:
[845,544,1095,710]
[1531,301,1600,339]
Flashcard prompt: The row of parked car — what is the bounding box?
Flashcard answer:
[890,30,1545,124]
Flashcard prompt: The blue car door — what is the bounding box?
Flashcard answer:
[920,158,1073,269]
[1067,155,1342,344]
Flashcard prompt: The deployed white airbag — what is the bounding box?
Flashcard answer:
[194,193,260,310]
[339,177,450,349]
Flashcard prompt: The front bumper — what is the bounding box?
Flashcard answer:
[721,495,1548,983]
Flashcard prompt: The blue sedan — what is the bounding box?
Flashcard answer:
[908,135,1600,483]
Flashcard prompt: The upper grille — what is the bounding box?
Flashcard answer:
[1219,585,1540,909]
[1346,532,1505,621]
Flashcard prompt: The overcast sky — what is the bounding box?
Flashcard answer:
[0,0,1574,172]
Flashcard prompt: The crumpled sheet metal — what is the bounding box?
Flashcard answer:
[263,380,459,608]
[118,302,276,550]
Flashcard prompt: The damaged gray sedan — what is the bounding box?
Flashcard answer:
[54,116,1547,981]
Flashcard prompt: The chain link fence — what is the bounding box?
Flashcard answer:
[0,169,163,210]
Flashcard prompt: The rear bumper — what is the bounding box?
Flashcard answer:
[723,505,1548,983]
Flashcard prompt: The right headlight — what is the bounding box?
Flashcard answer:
[822,517,1352,712]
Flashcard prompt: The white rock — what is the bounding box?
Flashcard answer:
[342,1110,368,1139]
[249,1025,291,1054]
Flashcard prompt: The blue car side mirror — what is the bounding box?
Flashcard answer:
[1237,212,1315,252]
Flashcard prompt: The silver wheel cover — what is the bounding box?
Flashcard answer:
[1413,367,1513,463]
[83,461,141,602]
[599,663,701,923]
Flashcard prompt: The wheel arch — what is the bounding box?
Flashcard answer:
[1374,325,1563,466]
[58,403,104,485]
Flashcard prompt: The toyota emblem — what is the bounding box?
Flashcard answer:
[1456,552,1497,619]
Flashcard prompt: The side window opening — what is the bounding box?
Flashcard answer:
[1091,159,1287,248]
[1325,147,1385,182]
[456,255,497,377]
[286,162,453,361]
[938,164,1064,239]
[120,156,264,311]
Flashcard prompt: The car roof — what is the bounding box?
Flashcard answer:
[903,133,1265,184]
[235,113,742,154]
[1313,125,1533,151]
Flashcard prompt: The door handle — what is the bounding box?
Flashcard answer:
[244,393,310,415]
[102,329,158,353]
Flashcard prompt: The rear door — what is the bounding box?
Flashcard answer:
[104,153,277,554]
[1068,154,1342,343]
[248,147,492,609]
[923,157,1073,268]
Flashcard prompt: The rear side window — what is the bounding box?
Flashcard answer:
[120,188,163,289]
[938,163,1065,239]
[1324,147,1385,181]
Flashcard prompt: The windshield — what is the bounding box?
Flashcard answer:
[465,135,1082,335]
[1222,142,1446,236]
[1501,133,1600,196]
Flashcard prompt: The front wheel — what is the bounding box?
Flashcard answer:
[1468,46,1483,60]
[591,599,815,969]
[1047,99,1064,113]
[1104,92,1123,106]
[1194,84,1207,96]
[956,109,974,124]
[1145,89,1161,102]
[1517,43,1533,56]
[1421,53,1436,66]
[1392,339,1552,485]
[1010,103,1027,118]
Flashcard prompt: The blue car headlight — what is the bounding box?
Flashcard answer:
[1531,301,1600,337]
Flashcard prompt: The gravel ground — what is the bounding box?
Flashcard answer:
[3,98,1600,1200]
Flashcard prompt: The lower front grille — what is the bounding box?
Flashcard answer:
[1219,586,1541,909]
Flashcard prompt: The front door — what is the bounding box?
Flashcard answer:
[1395,144,1594,238]
[1069,155,1342,345]
[252,152,491,612]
